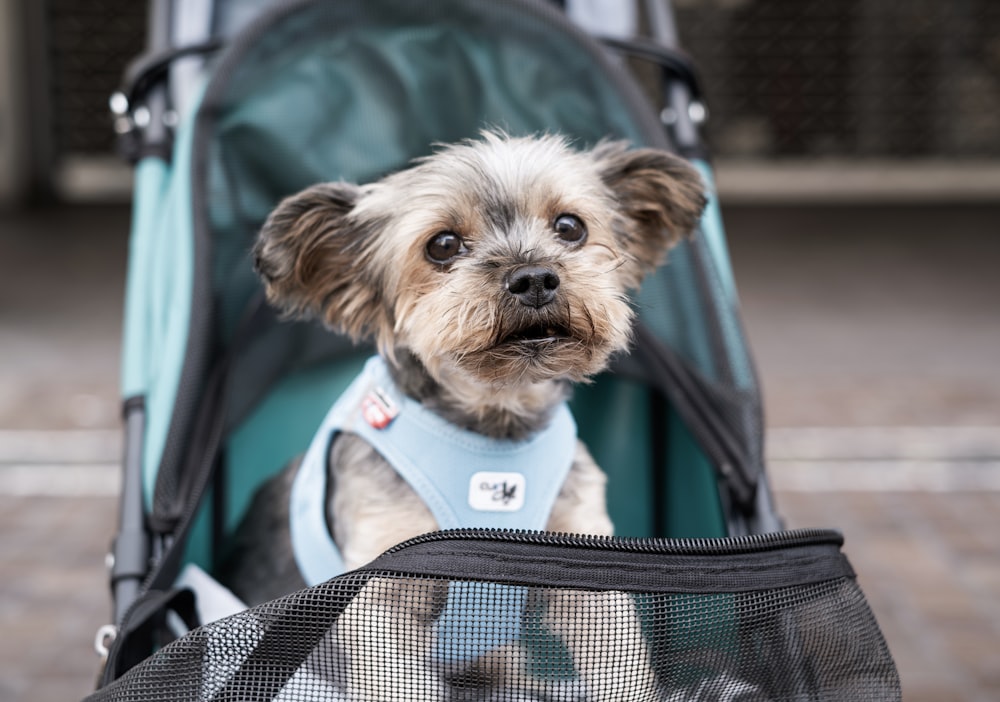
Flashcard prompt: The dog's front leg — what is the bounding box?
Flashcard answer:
[328,437,447,700]
[336,576,448,701]
[542,588,659,702]
[543,445,660,700]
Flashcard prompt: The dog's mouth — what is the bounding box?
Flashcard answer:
[499,322,572,346]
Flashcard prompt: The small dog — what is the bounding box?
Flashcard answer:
[221,131,706,700]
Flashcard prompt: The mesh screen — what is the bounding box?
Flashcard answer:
[90,533,900,701]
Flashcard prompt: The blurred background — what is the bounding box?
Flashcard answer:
[1,1,998,700]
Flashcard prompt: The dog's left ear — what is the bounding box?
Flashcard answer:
[593,142,707,288]
[253,182,393,343]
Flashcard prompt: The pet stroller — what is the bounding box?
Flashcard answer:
[88,0,900,699]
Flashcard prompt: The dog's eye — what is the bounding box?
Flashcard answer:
[554,214,587,244]
[425,231,466,264]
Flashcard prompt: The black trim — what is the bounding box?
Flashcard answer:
[363,528,853,594]
[148,346,227,540]
[383,527,845,557]
[682,227,767,513]
[649,388,669,536]
[101,588,199,688]
[631,323,758,508]
[210,454,226,573]
[208,578,369,701]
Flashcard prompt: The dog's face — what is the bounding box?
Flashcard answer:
[254,133,705,393]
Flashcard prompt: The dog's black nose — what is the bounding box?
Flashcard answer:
[506,265,560,308]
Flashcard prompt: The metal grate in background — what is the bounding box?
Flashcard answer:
[20,0,1000,204]
[44,0,147,156]
[676,0,1000,159]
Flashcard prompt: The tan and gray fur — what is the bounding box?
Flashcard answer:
[222,132,706,701]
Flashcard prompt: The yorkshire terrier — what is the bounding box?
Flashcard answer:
[221,131,706,700]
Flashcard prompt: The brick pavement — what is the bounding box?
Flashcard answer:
[0,496,113,702]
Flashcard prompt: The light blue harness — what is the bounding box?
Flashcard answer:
[290,356,577,584]
[289,356,578,663]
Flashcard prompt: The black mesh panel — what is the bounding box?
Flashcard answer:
[87,531,899,702]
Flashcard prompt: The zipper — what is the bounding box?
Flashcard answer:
[383,527,843,558]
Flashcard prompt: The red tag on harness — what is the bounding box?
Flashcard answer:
[362,387,399,429]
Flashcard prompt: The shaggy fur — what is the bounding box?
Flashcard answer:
[221,132,706,700]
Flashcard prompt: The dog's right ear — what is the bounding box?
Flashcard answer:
[253,182,390,341]
[592,142,707,289]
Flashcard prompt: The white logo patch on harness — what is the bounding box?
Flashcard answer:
[469,472,526,512]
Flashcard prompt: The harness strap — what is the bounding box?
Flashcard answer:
[291,356,578,586]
